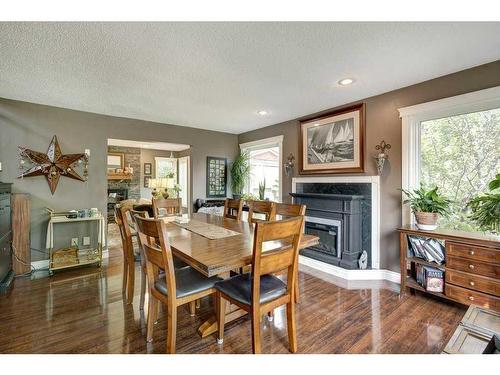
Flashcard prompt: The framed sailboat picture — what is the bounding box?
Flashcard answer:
[299,103,365,174]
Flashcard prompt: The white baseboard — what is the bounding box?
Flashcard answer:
[299,255,400,284]
[31,249,109,271]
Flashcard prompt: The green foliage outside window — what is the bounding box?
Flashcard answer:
[420,108,500,232]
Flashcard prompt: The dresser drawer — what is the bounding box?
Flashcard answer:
[447,256,499,278]
[445,284,500,311]
[446,269,500,296]
[446,242,499,263]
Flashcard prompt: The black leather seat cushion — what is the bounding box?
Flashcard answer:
[134,253,187,269]
[155,267,222,299]
[173,257,189,269]
[214,273,287,305]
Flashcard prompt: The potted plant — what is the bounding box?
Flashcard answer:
[467,174,500,234]
[401,185,452,230]
[258,179,266,200]
[230,151,250,199]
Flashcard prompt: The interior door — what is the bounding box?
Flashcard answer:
[178,156,190,213]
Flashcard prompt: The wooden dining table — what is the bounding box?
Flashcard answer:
[160,212,319,337]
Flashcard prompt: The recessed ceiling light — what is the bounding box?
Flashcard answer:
[257,110,268,116]
[338,78,354,86]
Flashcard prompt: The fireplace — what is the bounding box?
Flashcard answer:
[107,188,128,223]
[291,190,370,269]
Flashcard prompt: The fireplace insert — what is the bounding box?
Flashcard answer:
[301,217,342,266]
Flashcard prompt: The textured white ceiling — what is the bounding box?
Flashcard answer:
[1,22,499,134]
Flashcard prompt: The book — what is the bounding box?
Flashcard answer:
[423,266,444,293]
[422,239,444,264]
[416,263,424,287]
[407,235,445,265]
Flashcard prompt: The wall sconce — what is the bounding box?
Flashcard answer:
[284,153,295,177]
[374,140,391,175]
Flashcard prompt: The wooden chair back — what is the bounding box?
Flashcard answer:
[247,200,276,223]
[223,198,243,220]
[114,205,135,262]
[152,198,182,218]
[275,203,306,219]
[133,215,177,300]
[251,216,304,303]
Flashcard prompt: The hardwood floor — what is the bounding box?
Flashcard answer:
[0,224,466,354]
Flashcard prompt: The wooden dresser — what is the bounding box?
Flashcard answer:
[398,225,500,311]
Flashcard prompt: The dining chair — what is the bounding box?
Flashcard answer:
[274,202,306,304]
[223,198,243,220]
[247,200,276,223]
[152,198,182,219]
[215,216,304,354]
[276,202,306,219]
[128,209,149,310]
[133,215,222,353]
[114,205,138,305]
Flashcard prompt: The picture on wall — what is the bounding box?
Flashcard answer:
[300,103,365,174]
[144,176,151,188]
[144,162,152,175]
[206,157,227,198]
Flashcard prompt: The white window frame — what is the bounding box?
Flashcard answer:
[399,85,500,225]
[239,135,284,202]
[155,157,178,179]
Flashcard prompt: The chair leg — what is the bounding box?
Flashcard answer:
[126,261,135,304]
[166,303,177,354]
[146,297,158,342]
[294,277,300,303]
[217,292,226,344]
[251,309,262,354]
[188,301,196,316]
[122,259,128,296]
[286,302,297,353]
[139,269,146,310]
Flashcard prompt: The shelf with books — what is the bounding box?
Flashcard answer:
[398,225,499,312]
[407,256,445,270]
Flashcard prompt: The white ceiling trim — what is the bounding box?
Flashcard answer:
[107,138,190,151]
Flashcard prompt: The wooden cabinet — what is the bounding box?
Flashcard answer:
[398,225,500,311]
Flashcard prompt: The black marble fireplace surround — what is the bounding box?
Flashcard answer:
[292,182,372,269]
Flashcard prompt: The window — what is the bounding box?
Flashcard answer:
[155,157,177,179]
[400,86,500,231]
[420,109,499,231]
[240,136,283,202]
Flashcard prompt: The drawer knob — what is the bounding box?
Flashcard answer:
[469,250,475,255]
[469,264,475,270]
[468,296,474,301]
[469,281,475,286]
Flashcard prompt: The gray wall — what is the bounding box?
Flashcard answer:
[238,60,500,272]
[0,99,238,260]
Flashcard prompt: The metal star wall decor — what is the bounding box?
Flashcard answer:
[18,135,89,194]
